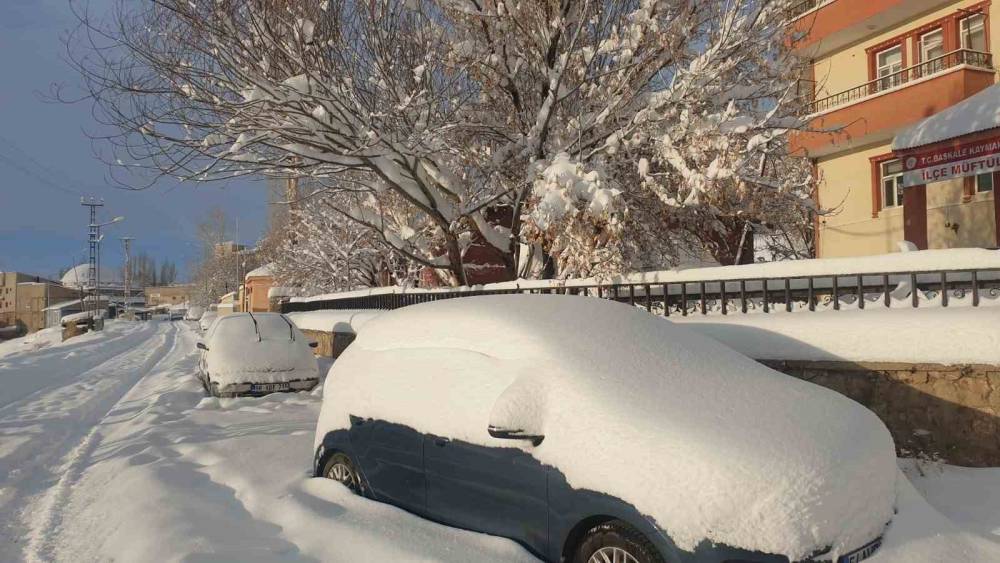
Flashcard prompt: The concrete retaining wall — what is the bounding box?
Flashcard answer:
[761,360,1000,467]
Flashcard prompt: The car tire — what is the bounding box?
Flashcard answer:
[573,520,664,563]
[321,452,364,495]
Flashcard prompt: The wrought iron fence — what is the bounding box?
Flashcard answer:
[282,267,1000,317]
[808,49,994,114]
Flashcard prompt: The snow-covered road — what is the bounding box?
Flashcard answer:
[0,321,534,562]
[1,320,999,562]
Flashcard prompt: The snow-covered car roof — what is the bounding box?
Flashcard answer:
[316,295,896,560]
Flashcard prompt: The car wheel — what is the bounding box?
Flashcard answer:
[574,520,664,563]
[322,452,364,495]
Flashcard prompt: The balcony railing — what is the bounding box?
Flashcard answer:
[807,49,993,114]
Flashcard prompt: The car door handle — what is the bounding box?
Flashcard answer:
[434,437,449,447]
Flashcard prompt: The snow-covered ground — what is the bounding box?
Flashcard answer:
[0,319,998,562]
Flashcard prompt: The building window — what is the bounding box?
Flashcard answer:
[960,14,987,52]
[976,172,994,193]
[881,159,905,209]
[876,45,903,90]
[919,29,944,73]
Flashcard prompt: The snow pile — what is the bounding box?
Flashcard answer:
[674,307,1000,365]
[204,313,318,385]
[285,310,382,333]
[893,83,1000,150]
[868,466,1000,562]
[316,295,897,560]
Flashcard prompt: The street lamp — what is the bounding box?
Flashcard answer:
[95,216,125,320]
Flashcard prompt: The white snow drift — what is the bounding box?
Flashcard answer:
[315,295,898,560]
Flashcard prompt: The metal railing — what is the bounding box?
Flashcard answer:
[808,49,993,114]
[282,267,1000,316]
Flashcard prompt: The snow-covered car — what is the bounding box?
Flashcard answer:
[184,306,205,321]
[198,311,218,332]
[313,295,896,563]
[197,312,319,397]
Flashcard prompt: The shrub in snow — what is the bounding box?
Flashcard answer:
[315,295,897,560]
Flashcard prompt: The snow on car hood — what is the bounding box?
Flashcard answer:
[315,295,897,560]
[206,338,318,385]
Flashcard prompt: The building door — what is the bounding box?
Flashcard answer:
[903,184,928,249]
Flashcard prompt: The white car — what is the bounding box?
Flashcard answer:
[197,312,319,397]
[198,311,218,332]
[313,295,896,563]
[184,306,205,321]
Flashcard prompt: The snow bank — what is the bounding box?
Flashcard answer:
[674,307,1000,365]
[868,468,1000,562]
[316,295,897,560]
[291,248,1000,303]
[285,310,382,333]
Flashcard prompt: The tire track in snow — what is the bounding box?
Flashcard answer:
[1,322,180,563]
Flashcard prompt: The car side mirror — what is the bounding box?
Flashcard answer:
[308,341,319,348]
[488,376,546,447]
[196,342,209,351]
[488,425,544,446]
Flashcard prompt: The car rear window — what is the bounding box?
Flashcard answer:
[212,316,257,341]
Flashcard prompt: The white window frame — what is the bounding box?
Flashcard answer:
[920,29,944,62]
[881,159,905,209]
[876,45,903,90]
[960,14,986,51]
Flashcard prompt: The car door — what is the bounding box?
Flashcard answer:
[349,416,426,515]
[424,436,548,557]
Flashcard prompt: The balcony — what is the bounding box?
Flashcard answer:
[791,0,952,58]
[792,50,996,156]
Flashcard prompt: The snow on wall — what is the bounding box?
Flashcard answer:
[285,310,381,333]
[291,248,1000,302]
[673,307,1000,365]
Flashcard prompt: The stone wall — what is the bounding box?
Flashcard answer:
[761,360,1000,467]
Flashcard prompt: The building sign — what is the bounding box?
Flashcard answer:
[900,135,1000,186]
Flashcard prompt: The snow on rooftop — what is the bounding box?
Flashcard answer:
[60,264,121,289]
[893,83,1000,151]
[244,263,274,280]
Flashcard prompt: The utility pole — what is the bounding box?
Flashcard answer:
[121,237,134,315]
[81,198,104,317]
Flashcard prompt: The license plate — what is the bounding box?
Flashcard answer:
[838,537,882,563]
[251,382,290,393]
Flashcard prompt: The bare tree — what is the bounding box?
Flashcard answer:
[67,0,816,283]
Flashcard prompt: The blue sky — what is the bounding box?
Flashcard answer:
[0,0,270,281]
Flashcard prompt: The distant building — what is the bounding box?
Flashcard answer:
[791,1,999,256]
[243,264,274,312]
[144,285,196,307]
[0,271,80,336]
[214,241,247,257]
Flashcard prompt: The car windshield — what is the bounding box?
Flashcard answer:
[252,314,294,341]
[211,314,293,342]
